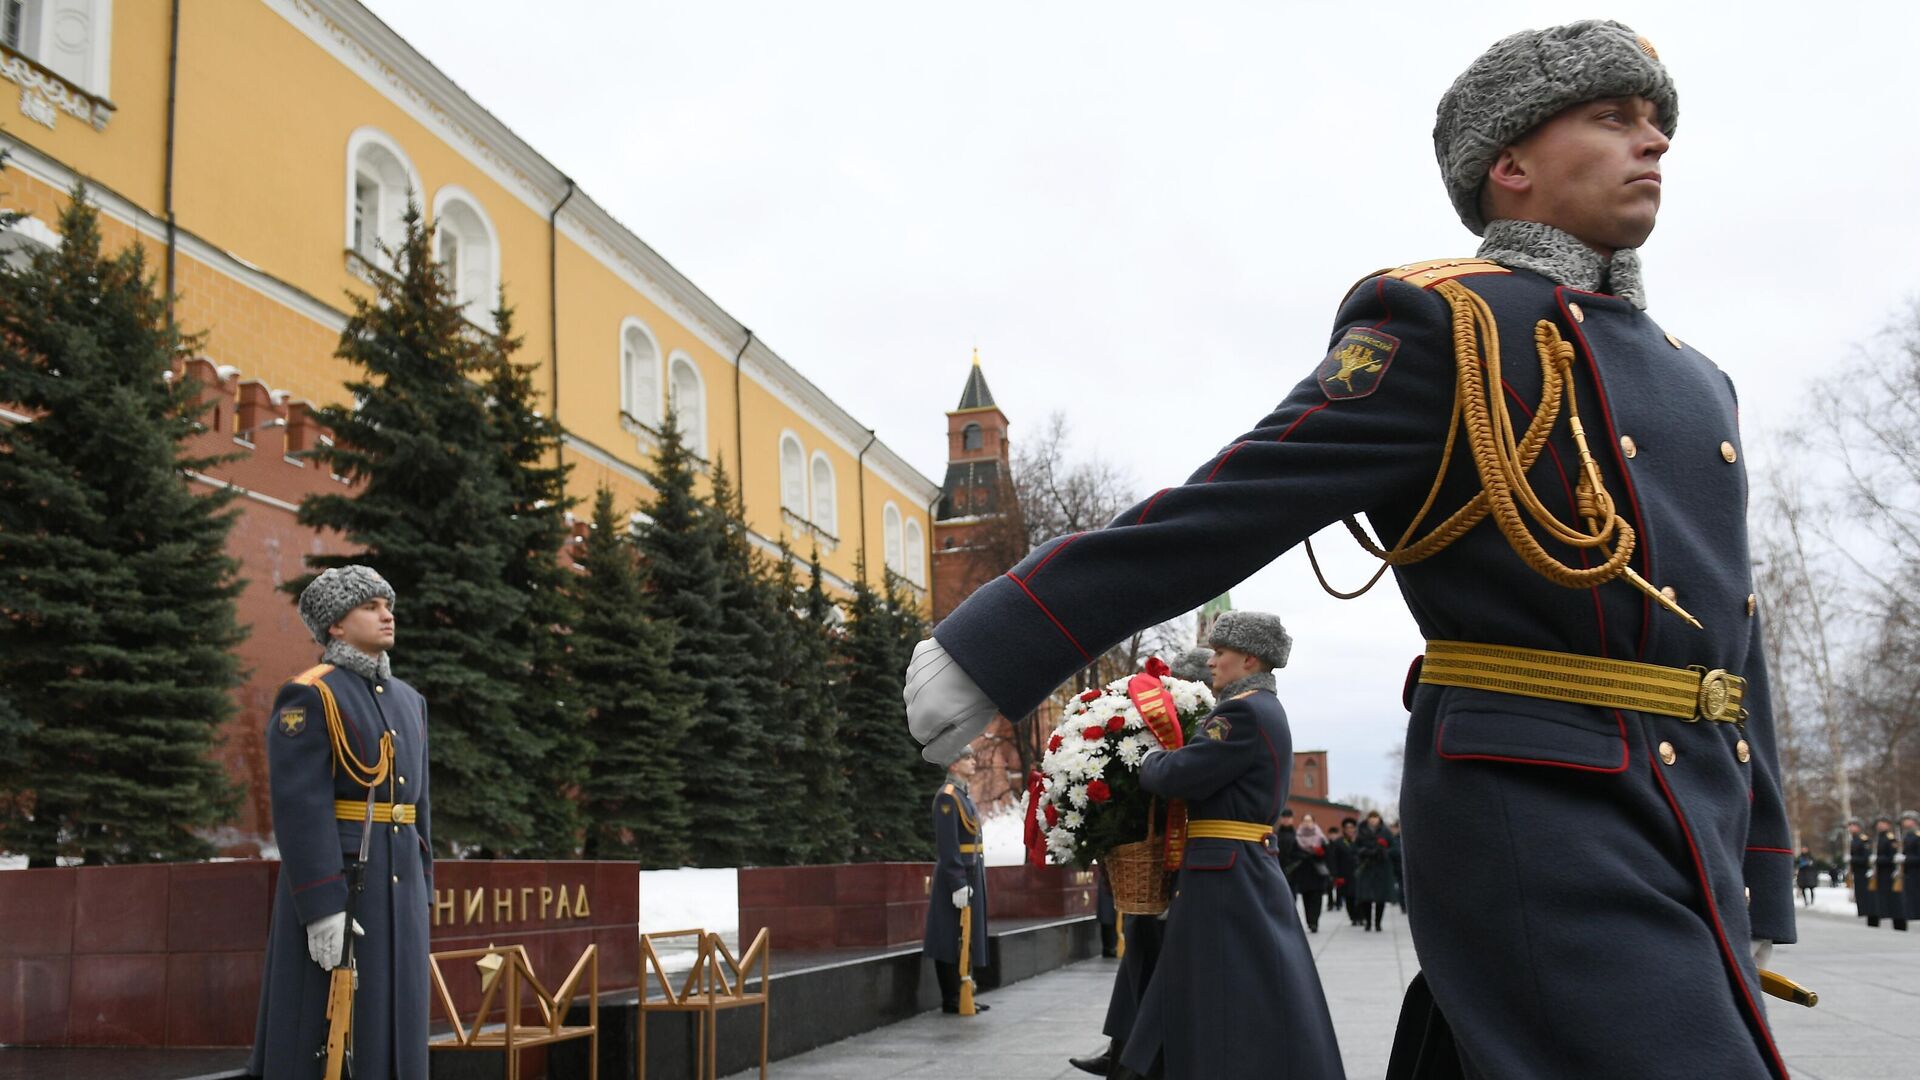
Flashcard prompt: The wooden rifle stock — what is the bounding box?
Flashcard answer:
[321,796,375,1079]
[958,902,976,1016]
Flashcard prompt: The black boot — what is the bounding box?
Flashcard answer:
[1069,1041,1117,1076]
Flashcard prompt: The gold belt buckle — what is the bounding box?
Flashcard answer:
[1690,667,1745,724]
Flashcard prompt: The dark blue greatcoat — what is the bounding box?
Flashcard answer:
[1848,833,1872,917]
[1118,688,1344,1080]
[1100,912,1165,1046]
[1352,823,1397,905]
[922,781,989,968]
[1904,829,1920,920]
[932,262,1795,1079]
[248,663,433,1080]
[1868,831,1902,920]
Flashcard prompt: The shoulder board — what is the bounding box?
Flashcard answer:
[1384,258,1510,289]
[291,664,335,687]
[941,783,955,796]
[1231,689,1261,701]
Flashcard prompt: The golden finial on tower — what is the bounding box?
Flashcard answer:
[972,347,980,367]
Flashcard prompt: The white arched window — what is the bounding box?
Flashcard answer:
[620,319,660,428]
[780,434,807,515]
[810,452,837,535]
[883,502,903,575]
[344,128,420,270]
[903,518,925,586]
[668,354,706,457]
[431,187,499,330]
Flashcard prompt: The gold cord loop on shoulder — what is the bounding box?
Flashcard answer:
[314,678,394,792]
[1310,279,1700,628]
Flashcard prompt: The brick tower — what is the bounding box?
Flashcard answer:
[931,351,1019,621]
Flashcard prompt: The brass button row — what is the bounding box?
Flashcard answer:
[1666,332,1684,349]
[1569,302,1585,323]
[1657,738,1751,766]
[1747,594,1757,617]
[1616,435,1738,465]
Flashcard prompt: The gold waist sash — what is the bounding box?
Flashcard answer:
[1185,819,1274,843]
[1420,640,1746,723]
[334,800,416,825]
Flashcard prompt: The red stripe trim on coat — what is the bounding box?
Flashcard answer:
[1137,488,1172,524]
[1205,442,1249,482]
[293,873,343,894]
[1649,750,1792,1080]
[1746,846,1792,855]
[1021,532,1085,584]
[1005,573,1091,661]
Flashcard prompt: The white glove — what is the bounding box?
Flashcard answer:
[952,885,972,910]
[306,912,366,970]
[1750,938,1773,971]
[904,638,998,765]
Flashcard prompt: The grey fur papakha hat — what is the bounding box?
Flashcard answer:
[1168,647,1215,683]
[1208,611,1292,670]
[298,565,396,644]
[1434,19,1678,235]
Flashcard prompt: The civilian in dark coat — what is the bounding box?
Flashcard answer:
[1329,820,1361,926]
[923,769,990,1011]
[1095,863,1119,957]
[1847,821,1872,917]
[249,569,433,1080]
[1289,814,1332,933]
[1794,849,1818,908]
[1389,821,1407,910]
[1116,619,1344,1080]
[1867,817,1906,930]
[1353,812,1397,931]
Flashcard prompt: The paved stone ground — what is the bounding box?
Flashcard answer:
[723,906,1918,1079]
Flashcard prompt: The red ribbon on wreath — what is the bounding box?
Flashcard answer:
[1023,768,1048,867]
[1128,661,1188,869]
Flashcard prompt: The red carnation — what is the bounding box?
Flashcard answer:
[1086,780,1112,803]
[1047,733,1064,753]
[1106,715,1125,733]
[1079,689,1101,703]
[1144,656,1170,678]
[1083,725,1107,741]
[1044,804,1059,826]
[1378,838,1390,847]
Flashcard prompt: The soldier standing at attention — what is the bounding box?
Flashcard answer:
[1846,818,1871,918]
[249,566,433,1080]
[1867,815,1906,931]
[1900,812,1920,926]
[1116,611,1343,1080]
[923,750,990,1014]
[908,20,1797,1078]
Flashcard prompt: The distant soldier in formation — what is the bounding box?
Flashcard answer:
[1902,812,1920,925]
[1847,818,1871,917]
[924,750,990,1014]
[1867,815,1906,931]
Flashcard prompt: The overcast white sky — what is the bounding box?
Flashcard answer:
[364,0,1920,809]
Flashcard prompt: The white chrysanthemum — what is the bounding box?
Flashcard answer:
[1116,739,1147,767]
[1062,810,1084,830]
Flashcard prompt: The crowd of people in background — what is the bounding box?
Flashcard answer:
[1275,808,1402,933]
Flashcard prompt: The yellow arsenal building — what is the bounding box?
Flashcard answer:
[0,0,936,844]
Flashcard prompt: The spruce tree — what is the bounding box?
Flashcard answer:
[296,206,538,853]
[797,551,853,862]
[837,565,938,860]
[884,573,945,852]
[479,303,587,858]
[750,541,821,863]
[574,487,693,866]
[634,410,754,866]
[707,460,786,864]
[0,188,243,864]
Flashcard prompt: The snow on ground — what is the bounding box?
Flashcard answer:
[982,806,1029,866]
[1805,884,1870,919]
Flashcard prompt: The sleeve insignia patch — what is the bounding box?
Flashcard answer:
[1317,328,1400,401]
[940,803,952,814]
[1203,716,1231,741]
[277,708,306,736]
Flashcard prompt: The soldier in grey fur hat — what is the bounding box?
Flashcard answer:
[1167,646,1214,684]
[912,17,1797,1080]
[250,564,433,1080]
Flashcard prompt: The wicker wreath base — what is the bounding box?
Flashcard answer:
[1105,836,1173,916]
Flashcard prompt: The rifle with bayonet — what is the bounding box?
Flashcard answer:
[319,794,375,1079]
